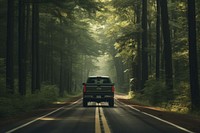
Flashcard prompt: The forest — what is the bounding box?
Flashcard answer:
[0,0,200,117]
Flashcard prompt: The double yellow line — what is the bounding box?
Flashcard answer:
[95,104,111,133]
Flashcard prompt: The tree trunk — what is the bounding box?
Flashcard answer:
[141,0,148,89]
[148,21,152,75]
[49,30,54,84]
[35,4,40,91]
[32,3,40,93]
[136,0,141,91]
[18,0,26,95]
[156,0,160,79]
[69,56,73,92]
[160,0,173,98]
[131,0,141,91]
[6,0,15,94]
[187,0,200,110]
[113,56,125,89]
[59,48,64,97]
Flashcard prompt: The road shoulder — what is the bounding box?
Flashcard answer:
[115,93,200,133]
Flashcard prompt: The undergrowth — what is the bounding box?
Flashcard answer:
[0,85,59,118]
[129,79,193,114]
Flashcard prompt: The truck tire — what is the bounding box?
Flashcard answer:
[83,99,87,107]
[109,99,114,107]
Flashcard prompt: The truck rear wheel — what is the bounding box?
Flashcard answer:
[109,99,114,107]
[83,99,87,107]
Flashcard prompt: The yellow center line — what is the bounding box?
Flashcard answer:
[95,103,111,133]
[99,105,111,133]
[95,104,101,133]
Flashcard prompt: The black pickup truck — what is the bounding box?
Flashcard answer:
[82,76,115,107]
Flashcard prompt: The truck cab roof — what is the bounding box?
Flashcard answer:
[86,76,112,84]
[88,76,110,78]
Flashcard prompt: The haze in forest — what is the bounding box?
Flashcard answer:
[0,0,200,117]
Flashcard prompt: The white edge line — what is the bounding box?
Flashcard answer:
[115,99,195,133]
[6,99,81,133]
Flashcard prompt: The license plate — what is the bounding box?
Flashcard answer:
[96,96,101,98]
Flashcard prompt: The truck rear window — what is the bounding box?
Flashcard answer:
[87,77,111,84]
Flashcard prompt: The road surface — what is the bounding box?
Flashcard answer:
[2,99,193,133]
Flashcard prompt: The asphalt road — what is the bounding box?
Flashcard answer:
[2,99,193,133]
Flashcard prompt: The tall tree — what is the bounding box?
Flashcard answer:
[156,0,160,80]
[35,4,40,92]
[6,0,15,94]
[141,0,148,89]
[18,0,26,95]
[134,0,141,91]
[59,44,64,97]
[160,0,173,97]
[32,3,40,93]
[187,0,200,109]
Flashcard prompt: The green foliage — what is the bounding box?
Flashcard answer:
[142,79,168,105]
[173,50,189,82]
[132,80,191,113]
[130,79,168,106]
[166,82,190,113]
[0,85,59,118]
[28,85,59,104]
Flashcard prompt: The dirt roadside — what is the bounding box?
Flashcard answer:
[115,94,200,133]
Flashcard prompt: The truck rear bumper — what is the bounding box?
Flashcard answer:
[83,94,114,102]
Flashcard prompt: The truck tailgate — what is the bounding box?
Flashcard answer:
[85,84,113,93]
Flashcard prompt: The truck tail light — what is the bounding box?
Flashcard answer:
[112,86,115,92]
[83,84,86,92]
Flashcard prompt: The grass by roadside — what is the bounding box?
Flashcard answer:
[56,91,82,103]
[0,87,82,130]
[127,91,200,116]
[0,85,82,119]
